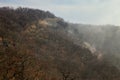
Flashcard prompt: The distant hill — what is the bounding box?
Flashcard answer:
[0,7,120,80]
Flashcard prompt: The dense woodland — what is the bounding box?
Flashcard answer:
[0,7,120,80]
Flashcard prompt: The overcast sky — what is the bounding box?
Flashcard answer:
[0,0,120,26]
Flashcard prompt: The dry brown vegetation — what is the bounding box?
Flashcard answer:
[0,7,120,80]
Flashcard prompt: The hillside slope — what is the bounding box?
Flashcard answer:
[0,7,120,80]
[67,23,120,69]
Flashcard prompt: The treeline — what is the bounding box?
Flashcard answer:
[0,7,55,27]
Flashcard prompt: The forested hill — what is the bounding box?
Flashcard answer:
[0,7,55,31]
[0,7,120,80]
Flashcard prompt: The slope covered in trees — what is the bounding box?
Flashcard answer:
[0,7,120,80]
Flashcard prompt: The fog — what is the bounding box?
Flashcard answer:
[66,23,120,69]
